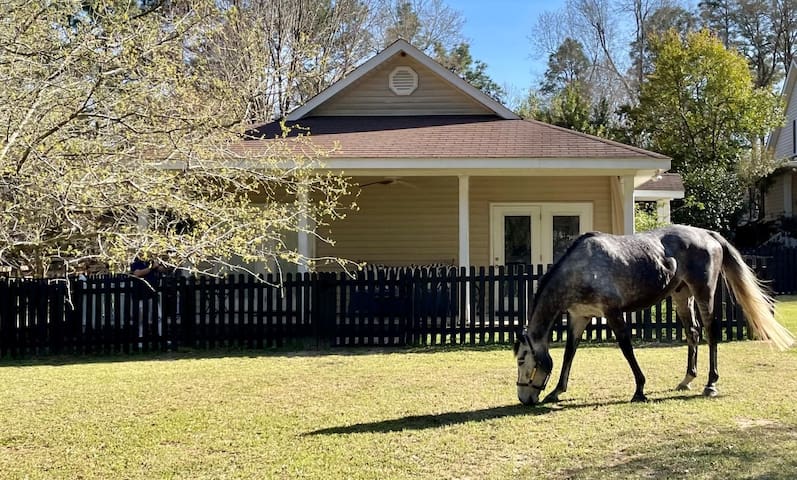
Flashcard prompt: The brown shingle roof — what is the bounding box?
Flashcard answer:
[637,173,684,192]
[238,116,668,160]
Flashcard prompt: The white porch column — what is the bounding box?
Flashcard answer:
[458,175,470,268]
[458,175,471,324]
[622,176,635,235]
[297,188,310,274]
[656,200,671,224]
[784,171,793,217]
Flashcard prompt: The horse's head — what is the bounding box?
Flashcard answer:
[513,331,552,405]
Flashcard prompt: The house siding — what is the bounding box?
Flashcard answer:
[774,105,797,160]
[763,171,797,220]
[469,176,612,266]
[315,176,612,269]
[309,54,494,117]
[316,176,459,269]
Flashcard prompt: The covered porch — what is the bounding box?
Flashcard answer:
[300,169,660,273]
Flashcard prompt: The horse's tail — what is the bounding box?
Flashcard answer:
[710,231,795,350]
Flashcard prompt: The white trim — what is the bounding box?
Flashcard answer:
[634,189,685,201]
[286,39,519,121]
[785,170,793,217]
[202,157,668,178]
[312,157,669,174]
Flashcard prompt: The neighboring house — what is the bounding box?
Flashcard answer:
[635,173,685,224]
[242,40,671,272]
[766,60,797,221]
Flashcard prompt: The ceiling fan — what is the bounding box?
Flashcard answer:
[359,176,419,189]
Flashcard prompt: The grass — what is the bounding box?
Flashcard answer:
[1,298,797,479]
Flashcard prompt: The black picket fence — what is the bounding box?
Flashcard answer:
[744,246,797,295]
[0,264,753,357]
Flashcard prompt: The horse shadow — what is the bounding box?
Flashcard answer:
[305,392,707,436]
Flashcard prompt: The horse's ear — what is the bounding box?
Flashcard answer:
[516,329,527,344]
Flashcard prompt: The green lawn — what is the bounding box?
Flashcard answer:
[1,298,796,479]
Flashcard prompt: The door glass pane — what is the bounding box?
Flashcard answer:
[504,216,531,265]
[552,215,580,263]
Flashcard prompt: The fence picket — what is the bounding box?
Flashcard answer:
[0,262,770,357]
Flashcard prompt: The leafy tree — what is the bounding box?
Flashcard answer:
[533,37,611,136]
[628,4,700,88]
[541,38,591,95]
[628,29,783,233]
[433,42,505,102]
[0,0,353,277]
[634,203,665,231]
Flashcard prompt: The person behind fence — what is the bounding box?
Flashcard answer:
[131,255,166,340]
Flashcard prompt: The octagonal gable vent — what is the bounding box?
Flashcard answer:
[389,66,418,95]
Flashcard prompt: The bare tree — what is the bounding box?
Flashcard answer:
[369,0,465,54]
[197,0,374,123]
[0,0,354,278]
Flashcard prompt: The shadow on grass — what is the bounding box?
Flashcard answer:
[305,394,706,436]
[0,342,522,367]
[0,340,692,368]
[558,423,797,479]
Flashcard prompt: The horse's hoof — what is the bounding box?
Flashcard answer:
[703,386,719,398]
[542,391,561,404]
[631,393,648,403]
[676,384,691,391]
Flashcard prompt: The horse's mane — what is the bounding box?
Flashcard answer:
[530,231,600,319]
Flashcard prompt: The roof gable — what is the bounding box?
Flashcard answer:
[286,39,519,121]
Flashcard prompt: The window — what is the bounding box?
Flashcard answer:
[552,215,580,263]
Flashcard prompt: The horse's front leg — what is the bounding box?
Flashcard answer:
[608,311,647,402]
[543,316,589,403]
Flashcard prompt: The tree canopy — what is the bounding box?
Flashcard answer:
[0,0,353,278]
[629,29,783,232]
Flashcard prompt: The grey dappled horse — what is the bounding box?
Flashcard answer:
[514,225,795,406]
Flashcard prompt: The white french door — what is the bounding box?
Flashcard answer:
[490,203,593,266]
[490,205,542,266]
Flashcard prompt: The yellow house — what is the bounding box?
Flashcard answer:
[241,40,671,272]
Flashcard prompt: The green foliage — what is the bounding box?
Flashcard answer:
[434,42,505,102]
[541,37,590,95]
[634,203,665,232]
[629,29,784,234]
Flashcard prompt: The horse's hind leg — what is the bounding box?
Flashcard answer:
[543,315,590,403]
[607,310,647,402]
[673,290,700,391]
[695,293,720,398]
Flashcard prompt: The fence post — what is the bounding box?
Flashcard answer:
[313,272,337,348]
[0,279,11,357]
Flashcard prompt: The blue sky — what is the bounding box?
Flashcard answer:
[455,0,566,96]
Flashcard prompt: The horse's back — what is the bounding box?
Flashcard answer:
[557,225,722,312]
